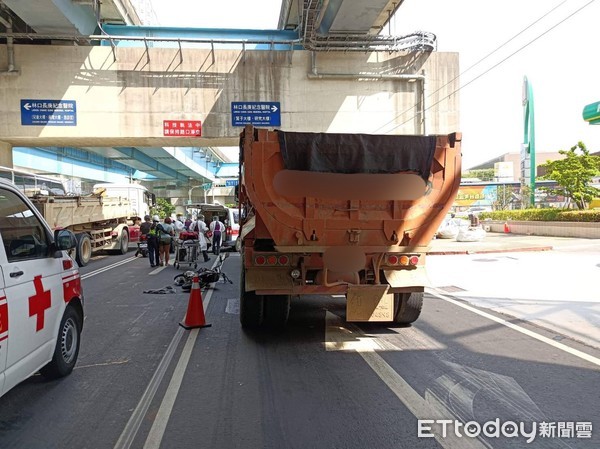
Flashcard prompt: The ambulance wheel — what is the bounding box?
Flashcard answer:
[393,292,424,324]
[40,306,82,379]
[263,295,291,328]
[118,230,129,254]
[240,270,264,328]
[75,233,92,267]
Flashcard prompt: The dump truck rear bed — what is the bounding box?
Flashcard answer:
[238,125,461,327]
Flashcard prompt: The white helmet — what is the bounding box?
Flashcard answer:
[152,215,160,222]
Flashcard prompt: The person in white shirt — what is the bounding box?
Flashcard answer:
[209,215,225,255]
[190,215,210,262]
[173,213,185,237]
[170,213,185,254]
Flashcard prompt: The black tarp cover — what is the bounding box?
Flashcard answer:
[277,131,437,181]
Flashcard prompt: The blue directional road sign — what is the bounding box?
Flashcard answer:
[21,99,77,126]
[225,179,239,187]
[231,101,280,127]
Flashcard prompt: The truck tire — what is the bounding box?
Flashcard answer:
[393,292,424,324]
[264,295,291,328]
[118,229,129,255]
[40,306,82,379]
[240,270,264,328]
[75,233,92,267]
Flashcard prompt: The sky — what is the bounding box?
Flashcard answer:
[149,0,600,169]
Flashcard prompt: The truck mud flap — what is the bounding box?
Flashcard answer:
[245,268,293,292]
[383,267,430,290]
[346,285,394,322]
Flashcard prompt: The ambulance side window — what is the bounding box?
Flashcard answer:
[0,189,50,262]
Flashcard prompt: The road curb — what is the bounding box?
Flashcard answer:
[428,246,553,255]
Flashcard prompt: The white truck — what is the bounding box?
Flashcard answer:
[30,183,155,267]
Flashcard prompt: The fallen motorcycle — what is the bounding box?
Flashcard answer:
[174,266,233,291]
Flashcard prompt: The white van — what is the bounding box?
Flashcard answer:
[188,203,240,250]
[0,179,83,399]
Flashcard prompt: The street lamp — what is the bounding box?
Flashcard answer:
[188,185,204,204]
[188,183,211,204]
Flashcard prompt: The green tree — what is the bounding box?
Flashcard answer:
[462,168,495,181]
[151,197,176,218]
[539,142,600,210]
[493,184,515,210]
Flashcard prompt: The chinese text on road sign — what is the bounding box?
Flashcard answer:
[231,102,280,127]
[163,120,202,137]
[21,100,77,126]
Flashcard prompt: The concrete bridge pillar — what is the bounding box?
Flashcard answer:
[0,141,13,168]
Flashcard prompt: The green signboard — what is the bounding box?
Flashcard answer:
[582,101,600,124]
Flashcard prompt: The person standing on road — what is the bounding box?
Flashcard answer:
[170,214,184,254]
[138,215,152,259]
[190,214,210,262]
[174,214,185,236]
[148,215,161,267]
[159,217,175,266]
[184,214,193,230]
[209,215,224,255]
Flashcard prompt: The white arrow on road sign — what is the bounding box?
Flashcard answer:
[271,105,278,113]
[23,103,31,111]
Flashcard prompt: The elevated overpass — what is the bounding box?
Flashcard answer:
[0,0,457,205]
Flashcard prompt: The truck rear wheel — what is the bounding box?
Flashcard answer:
[240,270,264,328]
[264,295,291,328]
[75,233,92,267]
[393,292,424,324]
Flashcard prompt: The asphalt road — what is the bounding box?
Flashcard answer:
[0,249,598,449]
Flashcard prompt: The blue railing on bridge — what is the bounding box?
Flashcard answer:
[100,25,302,50]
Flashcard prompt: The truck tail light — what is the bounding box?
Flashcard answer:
[387,255,399,265]
[385,253,420,267]
[253,253,292,266]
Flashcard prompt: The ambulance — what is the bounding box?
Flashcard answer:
[0,178,83,398]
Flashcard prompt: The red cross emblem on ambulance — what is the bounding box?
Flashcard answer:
[0,296,8,343]
[29,275,51,332]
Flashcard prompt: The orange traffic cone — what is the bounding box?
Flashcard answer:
[179,275,211,329]
[503,222,511,233]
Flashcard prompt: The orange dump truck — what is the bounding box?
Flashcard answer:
[238,125,461,328]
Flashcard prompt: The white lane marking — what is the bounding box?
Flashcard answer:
[114,257,221,449]
[144,328,199,449]
[428,288,600,367]
[81,257,137,280]
[142,257,222,449]
[225,298,240,315]
[113,326,185,449]
[325,312,487,449]
[149,264,168,275]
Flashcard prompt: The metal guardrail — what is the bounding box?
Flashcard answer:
[0,30,435,53]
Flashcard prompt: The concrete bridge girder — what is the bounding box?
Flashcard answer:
[0,44,460,182]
